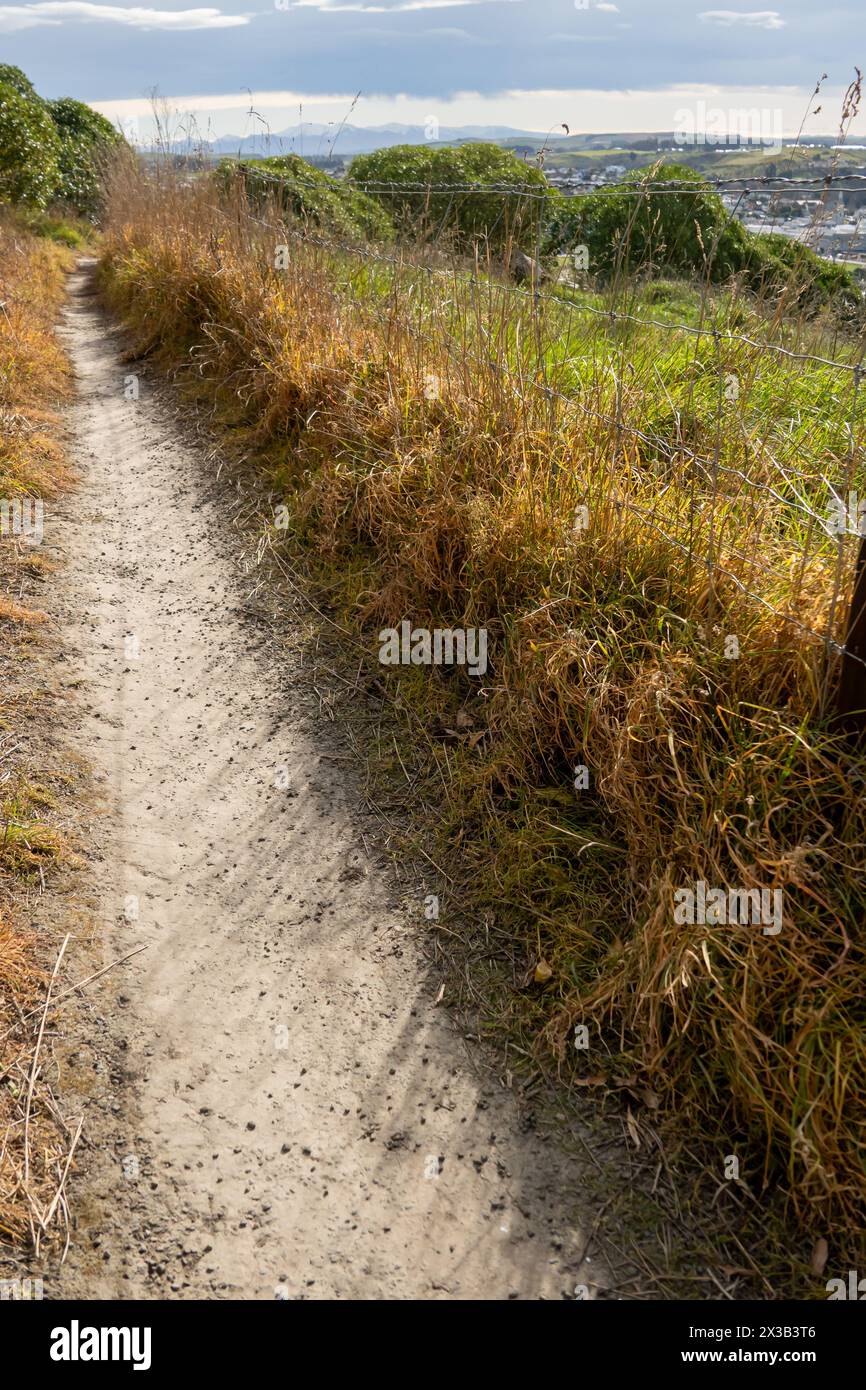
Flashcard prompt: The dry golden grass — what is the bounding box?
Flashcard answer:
[97,163,866,1253]
[0,216,74,505]
[0,209,79,1259]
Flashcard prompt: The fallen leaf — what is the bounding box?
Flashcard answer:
[810,1237,829,1277]
[534,958,553,983]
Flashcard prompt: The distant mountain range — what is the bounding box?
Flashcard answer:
[152,124,846,160]
[174,123,552,158]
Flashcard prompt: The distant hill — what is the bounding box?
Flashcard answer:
[150,125,847,162]
[203,123,553,158]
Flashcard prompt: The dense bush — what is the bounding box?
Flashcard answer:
[742,229,862,316]
[49,98,122,217]
[544,161,860,313]
[0,82,60,209]
[0,64,39,100]
[219,154,394,242]
[0,67,122,216]
[348,142,548,252]
[544,163,753,279]
[222,147,860,318]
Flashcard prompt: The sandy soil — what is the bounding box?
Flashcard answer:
[38,262,611,1300]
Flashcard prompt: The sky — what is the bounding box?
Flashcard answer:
[0,1,863,142]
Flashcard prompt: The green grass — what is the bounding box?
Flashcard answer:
[17,206,89,247]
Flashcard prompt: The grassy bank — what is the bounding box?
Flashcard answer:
[98,164,866,1264]
[0,210,79,1256]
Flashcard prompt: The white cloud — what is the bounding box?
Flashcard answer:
[422,24,493,40]
[0,6,56,25]
[289,0,518,11]
[0,2,249,31]
[95,90,354,116]
[94,82,826,136]
[699,10,785,28]
[545,31,615,44]
[595,3,619,12]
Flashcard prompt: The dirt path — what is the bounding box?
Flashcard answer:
[43,262,608,1301]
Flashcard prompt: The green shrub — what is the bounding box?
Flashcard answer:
[220,154,394,242]
[544,161,860,315]
[348,143,549,252]
[543,162,749,280]
[0,65,39,101]
[0,82,60,209]
[0,66,122,218]
[48,98,122,217]
[20,209,86,247]
[742,230,861,317]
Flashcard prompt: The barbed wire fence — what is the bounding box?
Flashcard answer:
[189,164,866,732]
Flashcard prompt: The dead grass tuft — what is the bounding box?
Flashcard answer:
[0,209,80,1260]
